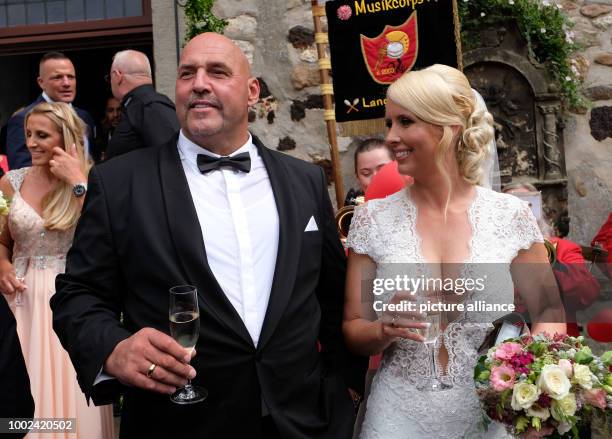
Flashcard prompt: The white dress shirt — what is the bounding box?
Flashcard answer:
[177,130,279,347]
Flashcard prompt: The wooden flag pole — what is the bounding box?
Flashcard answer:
[311,0,345,208]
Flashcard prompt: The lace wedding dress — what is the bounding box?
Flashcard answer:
[347,186,542,439]
[6,168,114,439]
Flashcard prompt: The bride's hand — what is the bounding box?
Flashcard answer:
[378,291,427,346]
[0,259,26,296]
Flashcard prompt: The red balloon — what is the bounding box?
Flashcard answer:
[586,308,612,342]
[0,155,8,174]
[365,161,413,201]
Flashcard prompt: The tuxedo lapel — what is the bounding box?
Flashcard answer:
[158,138,253,347]
[255,137,302,350]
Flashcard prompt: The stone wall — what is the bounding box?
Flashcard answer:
[158,0,611,238]
[561,0,612,245]
[151,0,187,102]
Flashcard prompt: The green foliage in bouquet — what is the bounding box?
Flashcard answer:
[0,195,8,216]
[183,0,228,43]
[0,190,10,221]
[459,0,586,109]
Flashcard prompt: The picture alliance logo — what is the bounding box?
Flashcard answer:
[372,274,487,296]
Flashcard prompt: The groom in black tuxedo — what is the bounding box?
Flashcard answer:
[51,33,365,438]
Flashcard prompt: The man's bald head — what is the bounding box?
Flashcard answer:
[176,32,260,155]
[181,33,252,77]
[109,50,153,100]
[111,50,152,77]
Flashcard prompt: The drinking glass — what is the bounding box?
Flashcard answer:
[13,257,29,307]
[169,285,207,404]
[416,289,452,392]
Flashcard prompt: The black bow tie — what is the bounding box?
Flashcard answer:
[197,152,251,174]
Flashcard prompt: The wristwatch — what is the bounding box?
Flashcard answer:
[73,182,88,198]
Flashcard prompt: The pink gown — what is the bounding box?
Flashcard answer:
[5,168,114,439]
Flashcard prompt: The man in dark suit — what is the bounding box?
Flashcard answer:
[52,33,365,438]
[6,52,95,169]
[0,297,35,438]
[104,50,179,160]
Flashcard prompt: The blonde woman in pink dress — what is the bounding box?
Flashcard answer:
[0,102,113,439]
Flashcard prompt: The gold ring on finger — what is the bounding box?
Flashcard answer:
[146,363,157,378]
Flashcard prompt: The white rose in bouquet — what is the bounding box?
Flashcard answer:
[572,364,593,389]
[511,382,540,410]
[551,393,577,421]
[537,364,571,400]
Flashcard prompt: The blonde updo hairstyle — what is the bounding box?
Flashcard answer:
[24,102,92,231]
[386,64,494,189]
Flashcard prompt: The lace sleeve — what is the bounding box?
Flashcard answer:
[512,199,544,254]
[346,201,380,257]
[6,168,27,192]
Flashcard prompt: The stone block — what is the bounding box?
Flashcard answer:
[288,25,315,49]
[573,177,588,197]
[572,54,590,80]
[291,64,320,89]
[224,15,258,41]
[277,136,297,151]
[585,84,612,100]
[299,47,318,63]
[585,0,612,5]
[562,1,579,12]
[580,4,612,17]
[290,100,306,121]
[590,106,612,141]
[593,13,612,29]
[594,53,612,65]
[572,16,601,47]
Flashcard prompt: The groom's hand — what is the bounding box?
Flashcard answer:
[104,328,197,395]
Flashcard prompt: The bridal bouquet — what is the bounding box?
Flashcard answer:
[474,333,612,438]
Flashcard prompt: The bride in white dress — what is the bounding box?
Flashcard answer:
[343,65,566,439]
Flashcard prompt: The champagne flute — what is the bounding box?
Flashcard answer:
[416,289,452,392]
[14,257,29,307]
[169,285,207,404]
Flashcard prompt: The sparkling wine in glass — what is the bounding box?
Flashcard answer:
[169,285,207,404]
[417,291,452,392]
[13,256,29,307]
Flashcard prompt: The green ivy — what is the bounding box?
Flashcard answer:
[459,0,586,108]
[183,0,228,42]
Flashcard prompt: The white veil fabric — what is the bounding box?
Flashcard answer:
[472,88,501,192]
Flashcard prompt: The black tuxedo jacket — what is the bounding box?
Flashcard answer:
[6,95,95,169]
[52,135,366,438]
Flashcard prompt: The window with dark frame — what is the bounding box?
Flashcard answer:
[0,0,144,28]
